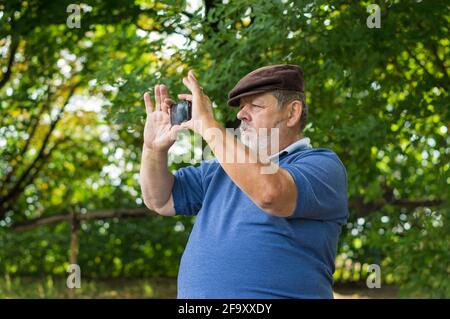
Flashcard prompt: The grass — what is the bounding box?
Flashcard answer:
[333,282,399,299]
[0,275,399,299]
[0,275,177,298]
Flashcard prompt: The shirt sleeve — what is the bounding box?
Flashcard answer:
[281,151,349,223]
[172,160,217,216]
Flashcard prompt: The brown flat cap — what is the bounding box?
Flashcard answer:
[227,64,304,106]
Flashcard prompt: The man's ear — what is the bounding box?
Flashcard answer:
[286,100,303,128]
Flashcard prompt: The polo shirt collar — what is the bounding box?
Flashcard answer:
[269,137,311,162]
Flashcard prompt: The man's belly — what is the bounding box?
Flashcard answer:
[177,226,334,299]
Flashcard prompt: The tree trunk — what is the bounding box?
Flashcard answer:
[68,210,80,298]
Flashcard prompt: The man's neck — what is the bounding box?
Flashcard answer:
[270,134,303,156]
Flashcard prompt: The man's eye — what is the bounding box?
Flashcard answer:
[239,103,263,110]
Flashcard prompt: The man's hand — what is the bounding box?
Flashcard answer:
[178,70,218,135]
[143,84,183,152]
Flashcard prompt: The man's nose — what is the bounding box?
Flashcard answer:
[237,105,251,121]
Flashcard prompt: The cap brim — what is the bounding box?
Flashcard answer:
[227,89,273,107]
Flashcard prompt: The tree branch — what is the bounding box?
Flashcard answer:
[416,21,450,85]
[0,36,19,90]
[12,207,157,232]
[405,47,447,90]
[0,84,78,214]
[10,195,446,232]
[349,197,445,217]
[429,42,450,85]
[133,19,199,44]
[181,11,194,19]
[0,92,53,195]
[0,138,70,218]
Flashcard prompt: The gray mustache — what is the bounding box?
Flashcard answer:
[239,122,255,132]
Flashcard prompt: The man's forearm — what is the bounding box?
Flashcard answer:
[201,120,296,216]
[139,146,174,210]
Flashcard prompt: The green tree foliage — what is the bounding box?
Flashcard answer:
[0,0,448,297]
[0,217,191,278]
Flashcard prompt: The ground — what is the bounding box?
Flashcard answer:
[0,276,399,298]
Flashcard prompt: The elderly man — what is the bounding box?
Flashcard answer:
[140,65,349,298]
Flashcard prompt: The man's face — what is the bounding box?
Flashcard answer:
[237,92,287,152]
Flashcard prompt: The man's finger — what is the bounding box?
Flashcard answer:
[154,84,161,111]
[160,84,169,104]
[162,98,175,114]
[169,124,182,141]
[180,119,194,131]
[188,70,202,95]
[188,70,196,81]
[178,93,193,101]
[143,92,153,114]
[182,76,193,93]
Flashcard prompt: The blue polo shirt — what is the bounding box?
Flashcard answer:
[172,138,348,299]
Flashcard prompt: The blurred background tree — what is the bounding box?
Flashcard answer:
[0,0,448,298]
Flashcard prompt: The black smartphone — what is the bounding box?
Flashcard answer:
[170,100,192,125]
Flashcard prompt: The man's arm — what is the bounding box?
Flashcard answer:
[140,147,175,216]
[139,85,181,216]
[202,122,297,217]
[180,71,297,217]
